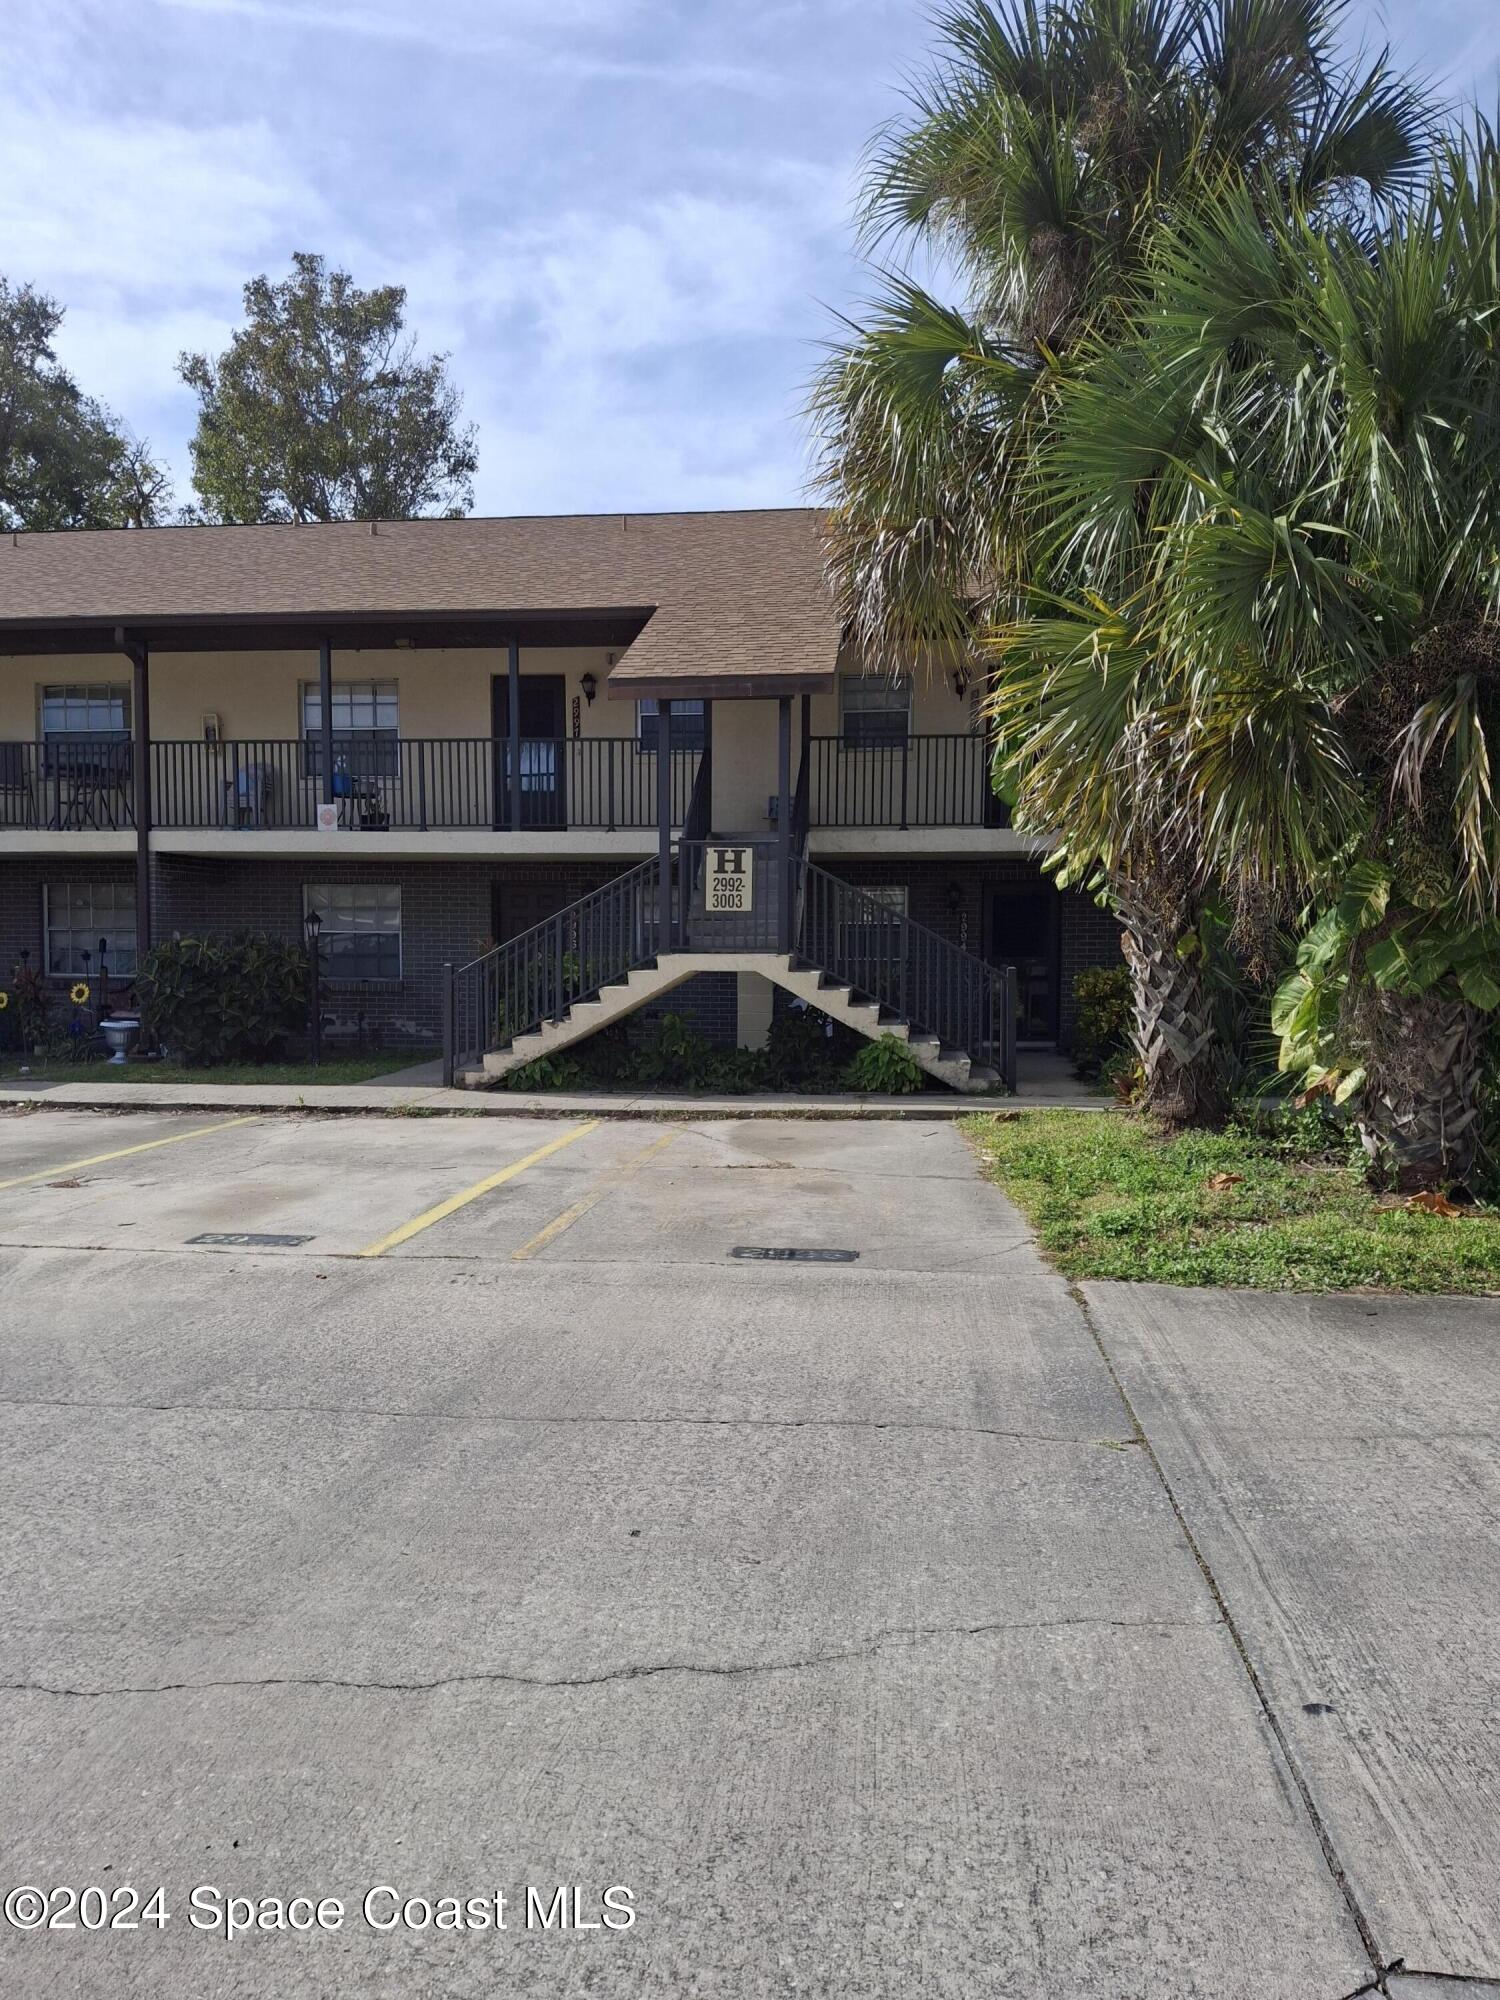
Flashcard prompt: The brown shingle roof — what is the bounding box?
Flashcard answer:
[0,508,840,694]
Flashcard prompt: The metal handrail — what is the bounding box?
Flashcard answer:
[445,856,661,1080]
[806,733,1007,829]
[148,737,701,832]
[797,861,1015,1086]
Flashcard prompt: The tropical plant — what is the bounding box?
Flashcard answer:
[990,134,1500,1185]
[813,0,1435,1123]
[1070,964,1133,1079]
[139,932,310,1065]
[841,1032,926,1094]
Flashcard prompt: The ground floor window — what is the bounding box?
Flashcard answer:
[304,883,402,982]
[44,881,138,977]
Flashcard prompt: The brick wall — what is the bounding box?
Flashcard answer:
[818,856,1123,1050]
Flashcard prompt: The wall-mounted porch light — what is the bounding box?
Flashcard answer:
[581,671,598,706]
[946,881,964,915]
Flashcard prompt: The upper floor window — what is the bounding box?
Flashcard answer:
[637,698,705,754]
[302,680,399,780]
[40,685,131,743]
[44,881,137,978]
[840,674,911,748]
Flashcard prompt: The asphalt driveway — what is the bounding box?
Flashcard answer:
[0,1108,1495,1998]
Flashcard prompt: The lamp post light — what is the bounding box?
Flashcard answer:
[304,908,323,1069]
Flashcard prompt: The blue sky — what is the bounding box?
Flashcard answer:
[5,0,1499,518]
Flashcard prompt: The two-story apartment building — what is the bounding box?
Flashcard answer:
[0,508,1120,1088]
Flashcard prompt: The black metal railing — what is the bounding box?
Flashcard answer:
[446,856,661,1079]
[798,861,1016,1086]
[0,740,136,829]
[675,837,784,953]
[150,738,702,832]
[807,734,1007,829]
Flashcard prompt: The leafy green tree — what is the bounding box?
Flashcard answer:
[0,278,170,530]
[989,136,1500,1184]
[179,253,478,523]
[813,0,1433,1123]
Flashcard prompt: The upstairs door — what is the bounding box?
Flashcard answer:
[493,675,567,829]
[988,884,1060,1044]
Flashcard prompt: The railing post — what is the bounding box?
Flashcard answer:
[899,733,910,831]
[777,696,792,953]
[1003,964,1019,1092]
[656,702,673,951]
[442,961,455,1087]
[554,917,566,1023]
[417,743,428,831]
[607,740,617,832]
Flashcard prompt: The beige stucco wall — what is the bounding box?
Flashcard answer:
[0,644,639,743]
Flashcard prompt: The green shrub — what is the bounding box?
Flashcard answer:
[1071,964,1133,1079]
[841,1033,925,1094]
[500,1052,587,1091]
[140,932,309,1066]
[762,1004,861,1088]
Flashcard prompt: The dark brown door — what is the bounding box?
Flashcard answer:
[493,675,567,828]
[989,885,1060,1043]
[491,875,576,946]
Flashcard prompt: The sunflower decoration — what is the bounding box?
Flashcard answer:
[69,982,90,1007]
[0,990,8,1011]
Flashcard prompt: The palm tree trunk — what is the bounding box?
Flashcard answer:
[1351,985,1484,1190]
[1113,875,1227,1128]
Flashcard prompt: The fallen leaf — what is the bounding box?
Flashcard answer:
[1404,1190,1465,1217]
[47,1178,84,1190]
[1206,1172,1244,1191]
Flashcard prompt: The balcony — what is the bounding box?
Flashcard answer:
[0,741,137,829]
[807,734,1007,829]
[0,733,1013,836]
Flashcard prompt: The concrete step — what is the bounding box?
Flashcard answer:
[478,950,1007,1096]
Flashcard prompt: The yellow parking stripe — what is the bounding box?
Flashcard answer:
[357,1120,601,1258]
[511,1129,680,1262]
[0,1116,261,1193]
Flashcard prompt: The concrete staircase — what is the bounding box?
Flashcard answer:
[461,950,1001,1093]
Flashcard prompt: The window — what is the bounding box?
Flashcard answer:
[305,884,402,983]
[40,685,131,743]
[637,698,705,753]
[302,681,399,780]
[44,882,137,977]
[840,674,911,748]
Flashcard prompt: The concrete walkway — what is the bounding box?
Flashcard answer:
[0,1048,1108,1120]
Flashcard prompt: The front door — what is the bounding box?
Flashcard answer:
[493,675,567,829]
[989,885,1060,1043]
[491,876,576,946]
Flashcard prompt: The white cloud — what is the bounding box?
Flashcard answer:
[0,104,324,300]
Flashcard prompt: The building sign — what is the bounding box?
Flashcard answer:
[706,844,752,912]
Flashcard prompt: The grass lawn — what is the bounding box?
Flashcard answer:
[0,1050,438,1087]
[964,1109,1500,1295]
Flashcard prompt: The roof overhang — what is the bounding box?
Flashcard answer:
[0,606,654,656]
[607,671,835,702]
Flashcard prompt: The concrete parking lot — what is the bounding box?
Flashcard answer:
[0,1108,1495,1998]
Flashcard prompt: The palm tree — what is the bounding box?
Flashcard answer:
[990,135,1500,1183]
[813,0,1434,1121]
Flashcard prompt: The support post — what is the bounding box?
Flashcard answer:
[1003,964,1019,1093]
[119,630,152,961]
[318,637,336,807]
[507,634,522,832]
[777,695,792,953]
[656,700,673,950]
[442,961,455,1088]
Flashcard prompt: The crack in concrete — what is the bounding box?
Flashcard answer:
[1,1611,1214,1704]
[1066,1281,1388,1990]
[0,1393,1135,1449]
